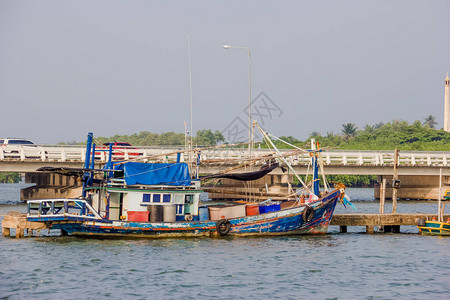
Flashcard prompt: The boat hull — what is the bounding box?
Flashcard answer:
[49,190,341,238]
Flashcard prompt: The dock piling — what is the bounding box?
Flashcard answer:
[1,211,47,238]
[392,148,399,213]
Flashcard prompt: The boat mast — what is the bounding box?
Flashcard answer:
[82,132,93,198]
[256,123,314,196]
[310,139,320,197]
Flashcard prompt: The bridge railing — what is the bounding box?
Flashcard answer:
[1,145,449,167]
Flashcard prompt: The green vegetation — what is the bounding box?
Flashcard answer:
[292,174,377,188]
[194,130,225,146]
[326,175,377,187]
[272,117,450,151]
[95,131,186,146]
[63,130,225,147]
[422,115,438,129]
[341,123,358,141]
[62,116,449,151]
[273,116,449,187]
[0,173,21,183]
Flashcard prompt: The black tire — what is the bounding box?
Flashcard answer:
[216,219,231,236]
[417,219,426,226]
[302,206,315,223]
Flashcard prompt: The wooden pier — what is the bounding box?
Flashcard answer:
[3,211,449,238]
[1,211,47,238]
[331,213,450,233]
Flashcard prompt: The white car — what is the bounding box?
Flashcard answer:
[0,138,44,159]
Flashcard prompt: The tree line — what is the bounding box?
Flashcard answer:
[62,129,225,147]
[274,115,450,151]
[61,115,448,151]
[0,173,21,183]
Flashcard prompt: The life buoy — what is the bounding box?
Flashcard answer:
[185,214,193,221]
[216,219,231,236]
[302,205,315,223]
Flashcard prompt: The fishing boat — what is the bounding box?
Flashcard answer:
[26,126,348,238]
[417,190,450,236]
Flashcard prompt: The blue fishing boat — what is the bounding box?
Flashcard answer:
[26,129,348,238]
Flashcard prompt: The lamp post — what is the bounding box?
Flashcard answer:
[223,44,252,158]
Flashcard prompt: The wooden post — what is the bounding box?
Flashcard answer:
[379,178,386,214]
[438,168,442,222]
[379,178,386,232]
[2,227,10,237]
[392,148,399,213]
[16,228,24,238]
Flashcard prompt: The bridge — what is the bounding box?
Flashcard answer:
[1,145,449,201]
[1,145,450,175]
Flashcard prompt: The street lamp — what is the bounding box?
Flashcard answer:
[223,44,252,158]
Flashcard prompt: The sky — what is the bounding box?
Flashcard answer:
[1,0,449,144]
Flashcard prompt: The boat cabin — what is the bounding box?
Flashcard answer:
[87,162,202,222]
[87,186,202,222]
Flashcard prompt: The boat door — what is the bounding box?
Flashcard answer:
[108,192,122,220]
[184,194,193,214]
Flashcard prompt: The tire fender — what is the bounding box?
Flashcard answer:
[302,205,315,223]
[216,219,231,236]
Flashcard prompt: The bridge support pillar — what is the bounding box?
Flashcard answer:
[374,175,450,200]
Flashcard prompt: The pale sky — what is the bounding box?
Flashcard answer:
[1,0,449,144]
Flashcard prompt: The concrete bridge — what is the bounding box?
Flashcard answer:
[1,145,449,174]
[1,145,449,200]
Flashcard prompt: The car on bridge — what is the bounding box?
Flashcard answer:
[94,142,143,160]
[0,138,35,146]
[0,138,45,159]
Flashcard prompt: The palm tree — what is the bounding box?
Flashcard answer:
[309,131,321,138]
[341,123,358,141]
[374,122,384,129]
[364,124,374,134]
[423,115,438,129]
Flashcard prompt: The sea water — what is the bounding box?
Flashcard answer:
[0,184,449,299]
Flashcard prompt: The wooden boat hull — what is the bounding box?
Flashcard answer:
[418,221,450,236]
[48,190,341,238]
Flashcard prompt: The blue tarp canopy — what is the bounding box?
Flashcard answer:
[123,162,191,186]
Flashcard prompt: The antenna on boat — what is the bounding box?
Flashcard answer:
[187,33,194,171]
[184,121,188,155]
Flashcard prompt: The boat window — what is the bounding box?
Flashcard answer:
[185,195,193,204]
[143,194,151,202]
[176,204,184,214]
[172,194,184,204]
[163,194,171,203]
[153,194,161,203]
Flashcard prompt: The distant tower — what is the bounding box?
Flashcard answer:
[445,72,450,132]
